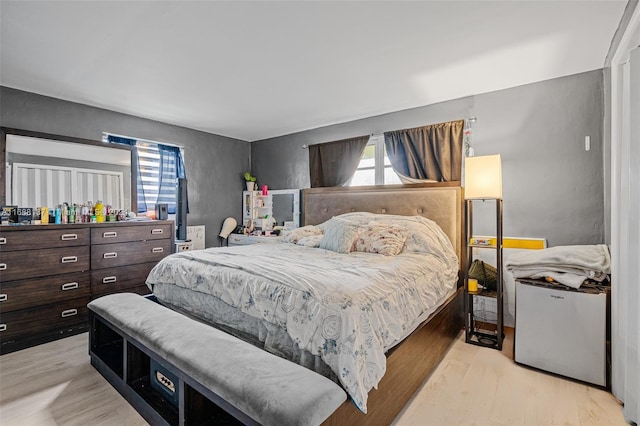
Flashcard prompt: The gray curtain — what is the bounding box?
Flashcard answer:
[308,135,369,187]
[384,119,464,182]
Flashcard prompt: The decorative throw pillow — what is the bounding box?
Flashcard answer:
[353,222,408,256]
[296,235,323,248]
[282,225,323,244]
[319,217,360,254]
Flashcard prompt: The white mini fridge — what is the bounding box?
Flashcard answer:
[515,280,608,386]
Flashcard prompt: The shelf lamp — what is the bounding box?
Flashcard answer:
[464,154,502,200]
[463,154,504,350]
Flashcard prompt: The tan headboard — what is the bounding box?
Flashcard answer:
[302,183,464,266]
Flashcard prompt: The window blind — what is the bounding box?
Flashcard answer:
[106,134,187,214]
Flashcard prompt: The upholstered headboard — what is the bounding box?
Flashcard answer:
[301,183,464,267]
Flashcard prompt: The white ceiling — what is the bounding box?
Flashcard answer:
[0,1,627,142]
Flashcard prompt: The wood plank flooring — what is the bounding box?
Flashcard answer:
[394,329,626,426]
[0,329,627,425]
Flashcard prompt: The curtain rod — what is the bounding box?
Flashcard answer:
[302,133,383,149]
[301,117,477,149]
[102,131,185,149]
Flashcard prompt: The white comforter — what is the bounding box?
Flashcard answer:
[147,216,458,413]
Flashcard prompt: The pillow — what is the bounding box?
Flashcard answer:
[319,217,360,253]
[353,222,408,256]
[296,234,323,248]
[282,225,323,244]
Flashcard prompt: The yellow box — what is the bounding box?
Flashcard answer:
[40,207,49,224]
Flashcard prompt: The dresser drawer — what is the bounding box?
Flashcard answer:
[91,239,171,269]
[91,262,156,297]
[0,246,90,282]
[0,296,90,340]
[91,223,172,245]
[0,228,90,252]
[0,272,90,312]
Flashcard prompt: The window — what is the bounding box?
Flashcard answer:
[104,134,187,215]
[350,135,401,186]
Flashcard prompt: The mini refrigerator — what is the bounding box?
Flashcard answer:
[515,279,608,386]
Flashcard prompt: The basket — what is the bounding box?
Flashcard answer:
[468,260,498,291]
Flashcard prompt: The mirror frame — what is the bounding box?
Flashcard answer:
[0,127,137,212]
[270,188,301,228]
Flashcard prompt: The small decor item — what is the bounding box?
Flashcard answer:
[95,200,105,223]
[262,185,268,196]
[1,206,17,224]
[244,172,257,191]
[17,207,33,224]
[468,278,478,292]
[40,207,49,224]
[468,259,498,291]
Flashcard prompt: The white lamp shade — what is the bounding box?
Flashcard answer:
[464,154,502,199]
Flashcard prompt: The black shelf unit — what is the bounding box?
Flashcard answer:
[464,198,504,350]
[89,312,247,426]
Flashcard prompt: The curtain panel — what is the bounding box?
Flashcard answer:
[157,144,189,214]
[308,135,369,187]
[384,119,464,182]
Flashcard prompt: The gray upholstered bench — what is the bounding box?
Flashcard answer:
[88,293,347,426]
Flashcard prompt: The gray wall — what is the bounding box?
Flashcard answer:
[0,86,250,248]
[252,70,605,246]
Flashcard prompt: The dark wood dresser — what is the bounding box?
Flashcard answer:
[0,220,173,354]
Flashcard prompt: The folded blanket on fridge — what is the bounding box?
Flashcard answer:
[505,244,610,289]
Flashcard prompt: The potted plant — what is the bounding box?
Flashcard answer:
[244,172,257,191]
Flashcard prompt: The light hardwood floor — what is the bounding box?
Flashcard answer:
[0,330,627,426]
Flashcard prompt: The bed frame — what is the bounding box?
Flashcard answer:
[90,183,465,425]
[302,182,465,425]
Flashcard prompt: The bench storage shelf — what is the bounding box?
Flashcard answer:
[90,304,251,426]
[88,293,347,426]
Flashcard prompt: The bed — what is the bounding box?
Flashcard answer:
[147,183,464,424]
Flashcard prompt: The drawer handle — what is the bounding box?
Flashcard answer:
[0,324,6,332]
[0,237,6,245]
[103,231,118,238]
[61,256,78,263]
[0,294,7,302]
[103,252,118,259]
[151,229,163,235]
[61,282,79,291]
[102,276,117,284]
[61,234,78,241]
[152,247,164,253]
[0,263,6,271]
[61,309,78,318]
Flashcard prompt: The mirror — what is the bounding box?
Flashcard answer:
[1,128,136,212]
[270,189,300,228]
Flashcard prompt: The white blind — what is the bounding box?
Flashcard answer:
[136,141,179,212]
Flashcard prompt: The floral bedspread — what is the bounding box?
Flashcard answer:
[146,215,458,412]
